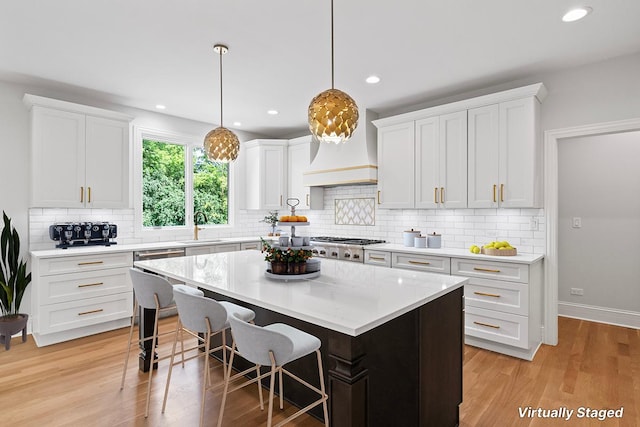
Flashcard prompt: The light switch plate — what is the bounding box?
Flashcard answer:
[572,217,582,228]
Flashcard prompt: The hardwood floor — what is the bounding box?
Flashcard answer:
[1,316,638,426]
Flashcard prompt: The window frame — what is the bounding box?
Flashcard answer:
[133,126,236,238]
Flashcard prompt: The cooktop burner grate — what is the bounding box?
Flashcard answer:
[310,237,385,245]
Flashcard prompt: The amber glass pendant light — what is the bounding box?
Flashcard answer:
[308,0,359,144]
[204,44,240,162]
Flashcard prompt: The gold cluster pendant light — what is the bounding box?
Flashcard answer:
[204,44,240,162]
[308,0,359,144]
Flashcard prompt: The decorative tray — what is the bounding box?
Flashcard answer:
[264,270,321,281]
[481,247,517,256]
[277,221,310,226]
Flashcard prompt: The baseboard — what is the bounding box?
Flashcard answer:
[558,302,640,329]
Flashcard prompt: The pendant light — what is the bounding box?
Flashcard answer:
[308,0,359,144]
[204,44,240,162]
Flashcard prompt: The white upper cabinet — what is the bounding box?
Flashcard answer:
[376,122,415,209]
[24,94,132,208]
[241,139,287,210]
[374,83,546,210]
[377,111,466,210]
[468,96,542,208]
[287,136,324,210]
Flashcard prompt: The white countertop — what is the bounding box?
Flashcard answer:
[367,243,544,264]
[134,250,467,337]
[29,236,269,258]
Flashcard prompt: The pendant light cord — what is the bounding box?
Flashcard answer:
[219,47,224,127]
[331,0,334,89]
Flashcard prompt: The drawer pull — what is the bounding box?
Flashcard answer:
[244,245,258,250]
[434,187,439,204]
[377,190,381,204]
[77,261,104,266]
[473,291,500,298]
[409,260,431,266]
[78,308,104,316]
[474,321,500,329]
[473,267,501,273]
[370,256,386,261]
[78,282,104,288]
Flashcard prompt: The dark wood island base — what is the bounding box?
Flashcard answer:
[196,286,464,427]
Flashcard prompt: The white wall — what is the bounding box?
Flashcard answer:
[558,131,640,312]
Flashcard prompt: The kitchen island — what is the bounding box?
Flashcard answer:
[135,250,467,427]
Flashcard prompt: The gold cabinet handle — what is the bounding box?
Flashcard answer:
[409,260,431,265]
[136,250,184,258]
[377,190,381,204]
[434,187,439,204]
[80,186,84,203]
[88,186,92,203]
[493,184,497,203]
[370,256,386,261]
[306,194,309,206]
[244,245,258,250]
[77,261,104,266]
[473,267,501,273]
[473,291,501,298]
[78,282,104,288]
[440,187,445,203]
[78,308,104,316]
[500,184,504,202]
[280,195,283,205]
[474,321,500,329]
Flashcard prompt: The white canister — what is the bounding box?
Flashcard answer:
[414,235,427,248]
[403,229,421,247]
[427,232,441,248]
[291,236,304,246]
[278,236,290,246]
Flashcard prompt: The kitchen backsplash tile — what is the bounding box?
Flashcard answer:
[29,184,545,254]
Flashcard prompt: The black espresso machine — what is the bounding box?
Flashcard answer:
[49,222,117,249]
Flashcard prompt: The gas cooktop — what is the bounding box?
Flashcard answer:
[310,237,386,246]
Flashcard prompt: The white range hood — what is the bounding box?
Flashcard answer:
[303,109,378,187]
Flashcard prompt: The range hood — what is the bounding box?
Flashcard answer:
[303,109,378,187]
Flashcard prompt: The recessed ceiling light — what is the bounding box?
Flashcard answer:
[155,104,166,110]
[267,110,279,115]
[232,121,242,127]
[562,6,592,22]
[365,75,381,84]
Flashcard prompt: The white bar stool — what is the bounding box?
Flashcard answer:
[120,268,192,418]
[162,284,257,427]
[218,313,329,427]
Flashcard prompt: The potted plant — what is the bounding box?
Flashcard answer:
[260,211,279,236]
[261,238,286,274]
[0,211,32,350]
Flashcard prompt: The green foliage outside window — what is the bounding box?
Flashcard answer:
[142,140,228,227]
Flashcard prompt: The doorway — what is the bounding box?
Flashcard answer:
[544,118,640,345]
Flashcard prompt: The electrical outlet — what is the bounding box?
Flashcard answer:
[570,288,584,296]
[572,217,582,228]
[529,217,539,230]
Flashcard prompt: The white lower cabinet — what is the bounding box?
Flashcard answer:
[31,251,134,347]
[363,249,542,360]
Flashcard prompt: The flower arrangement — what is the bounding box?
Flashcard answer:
[261,237,312,274]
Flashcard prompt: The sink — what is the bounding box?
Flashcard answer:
[177,239,222,244]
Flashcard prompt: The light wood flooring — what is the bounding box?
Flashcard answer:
[1,316,638,426]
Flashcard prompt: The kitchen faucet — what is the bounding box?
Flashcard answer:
[194,211,208,240]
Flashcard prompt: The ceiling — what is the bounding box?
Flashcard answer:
[2,1,640,137]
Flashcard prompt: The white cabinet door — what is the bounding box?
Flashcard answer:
[439,111,467,209]
[468,97,541,209]
[377,122,415,209]
[243,140,287,210]
[499,97,541,208]
[287,137,323,209]
[415,117,439,209]
[31,107,86,208]
[85,116,130,208]
[468,105,500,208]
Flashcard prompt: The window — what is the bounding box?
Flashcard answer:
[142,138,229,228]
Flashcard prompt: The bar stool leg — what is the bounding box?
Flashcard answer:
[161,318,182,413]
[317,350,329,427]
[120,300,138,390]
[267,352,278,427]
[144,300,161,417]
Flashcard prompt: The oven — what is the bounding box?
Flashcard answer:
[310,237,385,263]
